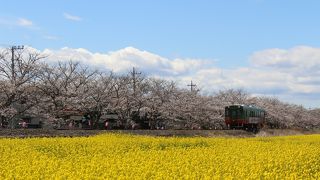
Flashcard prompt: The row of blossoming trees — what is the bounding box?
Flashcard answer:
[0,48,319,129]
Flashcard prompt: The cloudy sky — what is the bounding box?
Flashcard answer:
[1,0,320,108]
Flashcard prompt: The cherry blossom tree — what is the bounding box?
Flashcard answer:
[0,48,44,128]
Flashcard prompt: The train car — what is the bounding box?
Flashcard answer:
[225,105,266,132]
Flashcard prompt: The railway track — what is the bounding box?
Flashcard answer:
[0,129,317,138]
[0,129,254,138]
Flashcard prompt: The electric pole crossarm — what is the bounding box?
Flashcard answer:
[187,80,197,92]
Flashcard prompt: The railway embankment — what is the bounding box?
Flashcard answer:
[0,128,319,138]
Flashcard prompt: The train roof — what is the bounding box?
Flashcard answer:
[225,104,265,111]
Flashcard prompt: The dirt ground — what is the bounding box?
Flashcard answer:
[0,128,319,138]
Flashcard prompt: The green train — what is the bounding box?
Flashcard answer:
[225,105,266,132]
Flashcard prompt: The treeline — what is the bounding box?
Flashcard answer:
[0,48,319,129]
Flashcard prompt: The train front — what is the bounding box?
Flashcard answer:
[225,105,246,129]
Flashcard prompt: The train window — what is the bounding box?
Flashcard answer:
[232,111,236,118]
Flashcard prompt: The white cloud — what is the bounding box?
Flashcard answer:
[250,46,320,71]
[63,13,82,21]
[247,46,320,94]
[42,46,210,75]
[0,17,34,28]
[17,18,33,27]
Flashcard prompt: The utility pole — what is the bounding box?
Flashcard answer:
[131,67,141,95]
[8,45,24,129]
[187,80,197,92]
[10,45,24,82]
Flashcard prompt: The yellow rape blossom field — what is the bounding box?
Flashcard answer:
[0,133,320,179]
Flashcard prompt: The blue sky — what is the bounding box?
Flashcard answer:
[1,0,320,107]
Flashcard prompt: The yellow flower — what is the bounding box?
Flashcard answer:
[0,133,319,179]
